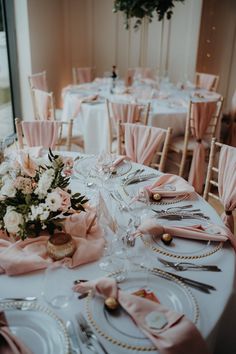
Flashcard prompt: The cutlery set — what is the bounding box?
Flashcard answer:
[152,212,210,220]
[158,257,221,272]
[76,313,108,354]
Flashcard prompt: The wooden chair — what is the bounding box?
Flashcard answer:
[28,70,48,91]
[195,72,219,92]
[15,118,73,151]
[117,121,172,171]
[72,67,95,84]
[203,138,236,232]
[31,89,55,121]
[168,97,223,179]
[106,100,151,154]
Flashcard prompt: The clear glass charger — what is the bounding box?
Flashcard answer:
[0,301,70,354]
[142,213,223,259]
[74,155,132,179]
[86,269,199,352]
[122,178,191,205]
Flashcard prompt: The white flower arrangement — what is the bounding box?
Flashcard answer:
[0,149,88,239]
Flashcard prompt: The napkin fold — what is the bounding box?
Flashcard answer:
[143,174,195,198]
[0,207,105,276]
[0,311,33,354]
[73,94,99,117]
[73,277,210,354]
[136,218,236,251]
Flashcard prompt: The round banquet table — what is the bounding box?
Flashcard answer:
[0,151,235,354]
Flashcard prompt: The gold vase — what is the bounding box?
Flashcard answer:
[46,232,76,261]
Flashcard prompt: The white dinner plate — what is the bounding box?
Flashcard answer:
[86,270,198,352]
[0,302,70,354]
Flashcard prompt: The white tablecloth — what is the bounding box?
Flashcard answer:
[0,151,235,354]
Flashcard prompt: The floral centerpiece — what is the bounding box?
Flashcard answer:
[113,0,185,29]
[0,149,88,240]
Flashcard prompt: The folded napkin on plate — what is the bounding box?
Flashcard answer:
[111,155,130,168]
[0,207,105,276]
[73,277,210,354]
[0,311,33,354]
[143,174,195,198]
[136,219,236,251]
[73,94,99,117]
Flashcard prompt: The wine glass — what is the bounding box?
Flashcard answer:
[41,263,74,308]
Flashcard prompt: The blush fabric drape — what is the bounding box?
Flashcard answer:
[22,121,60,149]
[188,101,217,194]
[124,124,166,166]
[218,144,236,233]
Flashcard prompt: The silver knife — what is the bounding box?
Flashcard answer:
[125,173,158,185]
[0,297,37,302]
[154,213,209,220]
[158,257,221,272]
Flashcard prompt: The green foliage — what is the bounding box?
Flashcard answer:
[113,0,185,29]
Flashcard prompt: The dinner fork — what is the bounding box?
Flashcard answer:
[76,315,98,353]
[158,257,221,272]
[77,313,109,354]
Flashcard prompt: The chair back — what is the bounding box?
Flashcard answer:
[179,97,223,179]
[107,100,150,126]
[72,67,95,84]
[125,67,155,86]
[117,121,172,170]
[15,118,73,151]
[195,72,219,92]
[28,71,48,91]
[203,138,236,232]
[32,89,55,121]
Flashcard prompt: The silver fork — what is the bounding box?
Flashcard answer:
[76,315,98,353]
[77,313,108,353]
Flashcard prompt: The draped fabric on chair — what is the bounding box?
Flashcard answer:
[188,101,218,194]
[22,121,60,149]
[33,89,54,121]
[73,67,94,84]
[29,71,48,91]
[124,124,166,166]
[111,102,141,124]
[196,73,218,91]
[229,90,236,147]
[218,145,236,233]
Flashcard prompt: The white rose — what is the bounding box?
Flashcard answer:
[45,191,62,212]
[3,207,24,234]
[0,162,10,175]
[1,180,16,198]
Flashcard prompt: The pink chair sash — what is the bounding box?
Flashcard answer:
[0,311,33,354]
[30,73,48,91]
[73,278,210,354]
[136,218,236,251]
[218,145,236,232]
[135,67,154,80]
[76,68,93,83]
[188,101,217,194]
[124,124,165,166]
[197,73,217,91]
[111,102,141,124]
[22,121,60,149]
[33,89,53,120]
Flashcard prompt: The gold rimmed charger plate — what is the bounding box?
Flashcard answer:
[0,301,70,354]
[85,269,199,352]
[122,179,191,205]
[142,213,223,260]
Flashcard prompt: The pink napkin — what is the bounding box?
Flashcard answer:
[0,208,104,276]
[73,277,210,354]
[0,311,33,354]
[143,174,195,198]
[111,155,129,168]
[136,218,236,251]
[73,94,98,117]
